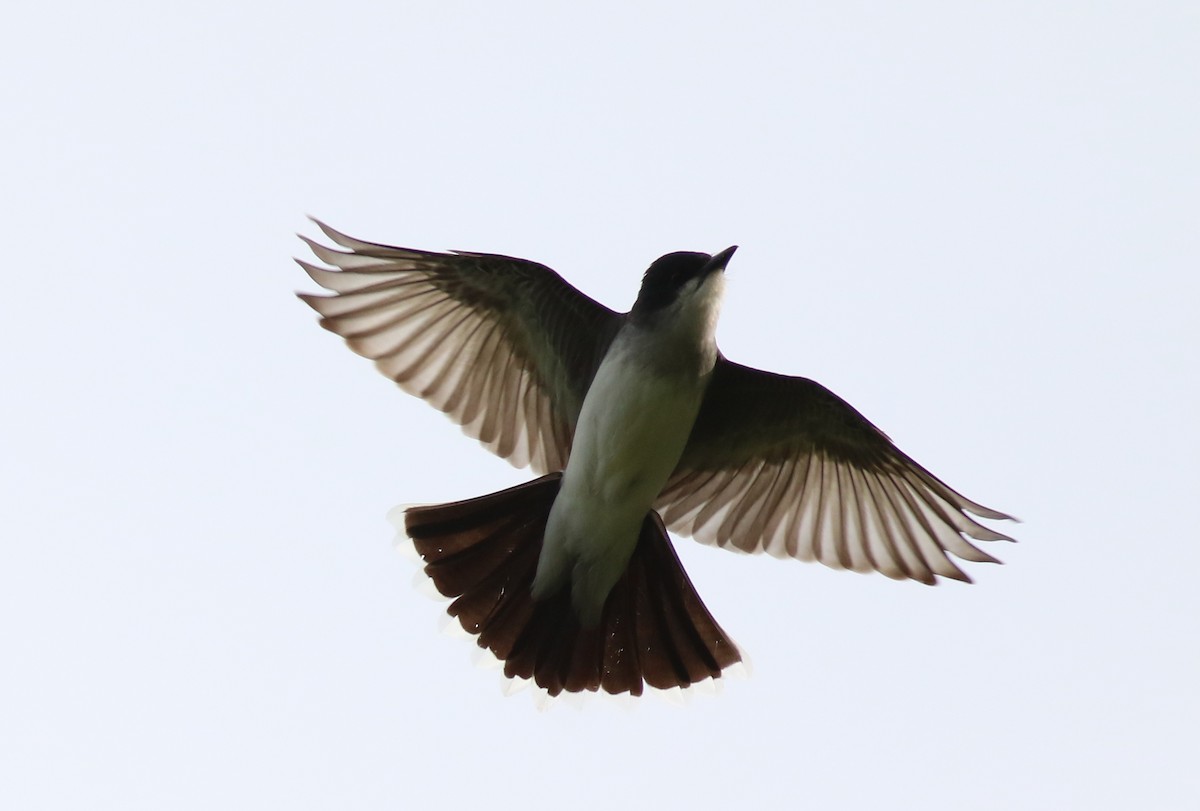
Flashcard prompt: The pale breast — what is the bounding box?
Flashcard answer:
[567,340,706,508]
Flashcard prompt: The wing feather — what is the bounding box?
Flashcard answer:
[297,220,621,473]
[658,358,1015,583]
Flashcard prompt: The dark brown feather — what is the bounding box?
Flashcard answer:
[405,474,742,697]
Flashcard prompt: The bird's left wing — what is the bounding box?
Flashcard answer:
[657,358,1015,584]
[297,220,621,473]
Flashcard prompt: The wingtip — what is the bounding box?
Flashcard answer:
[990,529,1019,544]
[299,217,361,254]
[296,233,323,255]
[308,217,363,249]
[305,213,333,233]
[294,293,335,323]
[294,258,338,289]
[967,504,1020,523]
[940,565,974,585]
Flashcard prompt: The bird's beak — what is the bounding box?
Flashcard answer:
[703,245,738,276]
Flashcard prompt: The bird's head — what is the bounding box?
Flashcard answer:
[630,246,737,324]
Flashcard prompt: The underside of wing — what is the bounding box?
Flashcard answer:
[658,359,1015,584]
[297,220,621,473]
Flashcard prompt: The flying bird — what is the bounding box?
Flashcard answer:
[297,220,1015,697]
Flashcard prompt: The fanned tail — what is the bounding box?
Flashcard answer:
[404,474,743,697]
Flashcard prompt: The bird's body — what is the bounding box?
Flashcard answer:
[297,221,1015,696]
[536,266,725,626]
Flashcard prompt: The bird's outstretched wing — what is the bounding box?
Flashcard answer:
[658,359,1015,583]
[297,220,621,473]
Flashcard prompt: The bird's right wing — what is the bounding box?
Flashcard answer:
[297,220,622,473]
[657,359,1015,584]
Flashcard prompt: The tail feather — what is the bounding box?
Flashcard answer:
[404,474,742,697]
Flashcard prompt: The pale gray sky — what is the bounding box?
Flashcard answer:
[3,2,1198,809]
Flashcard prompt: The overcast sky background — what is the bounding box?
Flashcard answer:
[3,2,1198,809]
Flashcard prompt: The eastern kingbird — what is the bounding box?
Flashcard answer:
[298,220,1015,697]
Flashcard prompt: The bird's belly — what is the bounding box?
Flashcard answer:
[566,360,703,511]
[536,355,704,621]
